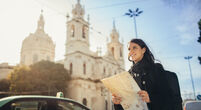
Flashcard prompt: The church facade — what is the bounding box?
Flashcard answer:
[64,1,125,110]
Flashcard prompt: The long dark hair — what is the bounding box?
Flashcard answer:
[128,39,155,66]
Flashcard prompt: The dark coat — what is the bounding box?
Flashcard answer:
[114,59,182,110]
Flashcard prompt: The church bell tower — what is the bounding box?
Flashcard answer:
[107,20,124,68]
[65,0,90,54]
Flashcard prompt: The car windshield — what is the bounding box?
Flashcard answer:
[186,101,201,110]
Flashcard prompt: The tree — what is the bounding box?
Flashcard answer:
[9,61,70,96]
[198,19,201,44]
[9,66,32,92]
[198,19,201,64]
[0,79,10,91]
[198,57,201,64]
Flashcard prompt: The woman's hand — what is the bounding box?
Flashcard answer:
[138,90,150,103]
[112,94,122,104]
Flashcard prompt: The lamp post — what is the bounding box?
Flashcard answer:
[125,8,143,38]
[184,56,196,100]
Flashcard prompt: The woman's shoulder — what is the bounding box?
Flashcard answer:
[154,63,165,71]
[152,63,166,77]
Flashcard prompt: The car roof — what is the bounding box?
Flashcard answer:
[0,95,89,109]
[185,100,201,103]
[184,100,201,106]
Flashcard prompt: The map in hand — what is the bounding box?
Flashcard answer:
[101,71,148,110]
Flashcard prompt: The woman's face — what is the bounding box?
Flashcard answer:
[128,42,146,63]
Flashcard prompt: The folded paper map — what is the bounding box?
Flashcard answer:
[101,71,148,110]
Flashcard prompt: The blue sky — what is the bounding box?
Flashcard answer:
[0,0,200,99]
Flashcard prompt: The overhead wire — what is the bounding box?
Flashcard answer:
[87,0,148,10]
[32,0,154,39]
[32,0,200,60]
[33,0,112,39]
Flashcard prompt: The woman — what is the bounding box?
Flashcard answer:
[112,39,181,110]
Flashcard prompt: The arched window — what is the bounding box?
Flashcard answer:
[103,67,106,74]
[70,63,73,75]
[33,54,38,63]
[120,48,122,57]
[111,47,114,56]
[83,63,86,74]
[105,100,108,110]
[71,25,75,37]
[82,98,87,106]
[82,26,86,38]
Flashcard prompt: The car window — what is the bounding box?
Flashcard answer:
[186,101,201,110]
[57,100,88,110]
[8,100,47,110]
[0,98,90,110]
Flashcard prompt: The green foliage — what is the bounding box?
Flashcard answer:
[198,19,201,30]
[0,79,10,91]
[9,61,70,95]
[198,19,201,64]
[9,66,31,92]
[198,36,201,44]
[198,57,201,65]
[198,19,201,44]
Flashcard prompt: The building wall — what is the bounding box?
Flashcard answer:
[64,51,124,110]
[0,63,14,80]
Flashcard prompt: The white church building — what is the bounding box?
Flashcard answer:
[18,0,125,109]
[63,1,125,110]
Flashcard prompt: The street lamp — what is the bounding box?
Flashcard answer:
[184,56,196,100]
[125,8,143,38]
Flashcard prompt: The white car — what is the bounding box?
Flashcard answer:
[0,95,90,110]
[183,100,201,110]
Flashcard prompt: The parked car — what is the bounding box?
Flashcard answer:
[183,100,201,110]
[0,95,90,110]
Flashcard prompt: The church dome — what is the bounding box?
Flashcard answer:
[20,12,55,65]
[22,32,54,50]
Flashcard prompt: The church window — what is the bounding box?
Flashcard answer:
[111,47,114,56]
[112,35,115,40]
[120,48,122,57]
[33,54,38,64]
[70,63,73,74]
[103,67,106,74]
[82,26,86,38]
[83,63,86,74]
[105,100,108,110]
[82,98,87,106]
[71,25,75,37]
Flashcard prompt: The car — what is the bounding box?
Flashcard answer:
[0,95,90,110]
[183,100,201,110]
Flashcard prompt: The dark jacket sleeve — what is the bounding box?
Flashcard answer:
[114,104,124,110]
